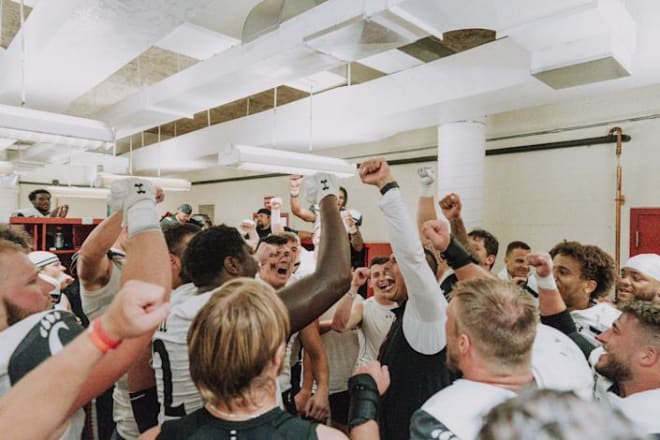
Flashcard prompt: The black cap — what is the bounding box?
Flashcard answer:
[257,208,271,216]
[178,203,193,215]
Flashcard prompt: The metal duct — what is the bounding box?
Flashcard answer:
[242,0,327,43]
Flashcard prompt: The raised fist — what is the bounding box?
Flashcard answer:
[289,175,303,196]
[270,197,282,211]
[422,218,452,253]
[351,267,370,289]
[359,158,393,189]
[439,193,462,220]
[526,252,553,278]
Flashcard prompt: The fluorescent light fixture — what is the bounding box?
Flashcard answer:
[0,104,115,150]
[219,144,356,178]
[47,186,110,199]
[95,173,192,192]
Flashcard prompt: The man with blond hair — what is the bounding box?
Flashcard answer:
[410,278,592,439]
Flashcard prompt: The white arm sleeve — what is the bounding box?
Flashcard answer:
[379,188,447,354]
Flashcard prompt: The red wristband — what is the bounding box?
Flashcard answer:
[88,318,122,353]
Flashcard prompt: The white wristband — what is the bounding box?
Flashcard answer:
[535,272,557,291]
[420,185,434,198]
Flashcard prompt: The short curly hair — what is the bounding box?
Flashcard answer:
[184,224,248,289]
[619,299,660,342]
[549,241,615,299]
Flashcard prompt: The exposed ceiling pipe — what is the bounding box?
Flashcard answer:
[610,126,624,271]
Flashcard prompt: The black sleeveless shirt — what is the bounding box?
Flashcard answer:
[158,407,318,439]
[378,302,455,440]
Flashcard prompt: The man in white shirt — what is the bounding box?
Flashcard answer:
[357,158,490,440]
[593,300,660,436]
[497,240,538,297]
[14,189,67,218]
[410,277,593,440]
[615,253,660,302]
[332,256,397,366]
[549,241,616,343]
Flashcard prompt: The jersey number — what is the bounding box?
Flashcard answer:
[153,339,186,417]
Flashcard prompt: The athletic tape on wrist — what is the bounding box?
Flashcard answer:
[348,373,380,430]
[440,238,475,270]
[536,271,557,291]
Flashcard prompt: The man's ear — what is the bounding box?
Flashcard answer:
[223,256,241,276]
[583,279,597,296]
[458,333,471,355]
[485,255,496,269]
[169,254,180,272]
[640,345,659,367]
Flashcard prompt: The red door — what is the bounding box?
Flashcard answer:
[630,208,660,256]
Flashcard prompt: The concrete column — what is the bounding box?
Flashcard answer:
[437,120,486,229]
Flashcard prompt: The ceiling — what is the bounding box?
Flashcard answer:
[0,0,657,185]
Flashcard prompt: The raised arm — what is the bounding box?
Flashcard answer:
[416,167,438,243]
[360,158,446,354]
[527,252,577,335]
[278,173,352,334]
[438,193,478,259]
[422,219,494,282]
[332,268,369,332]
[290,175,317,223]
[74,179,171,409]
[77,212,123,291]
[0,279,169,440]
[270,196,285,234]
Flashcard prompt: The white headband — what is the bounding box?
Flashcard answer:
[623,254,660,281]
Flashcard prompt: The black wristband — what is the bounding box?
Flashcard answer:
[379,181,400,195]
[129,386,160,433]
[440,238,476,270]
[348,373,380,430]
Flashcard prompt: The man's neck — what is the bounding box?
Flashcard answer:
[462,363,534,393]
[374,294,395,306]
[37,207,49,216]
[617,376,660,398]
[198,273,239,293]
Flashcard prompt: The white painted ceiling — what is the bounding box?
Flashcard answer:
[0,0,658,184]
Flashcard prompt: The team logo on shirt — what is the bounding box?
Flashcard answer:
[8,311,82,385]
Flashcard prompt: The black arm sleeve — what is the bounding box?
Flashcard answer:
[540,309,577,335]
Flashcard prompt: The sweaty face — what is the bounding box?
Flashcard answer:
[595,314,638,383]
[31,193,51,213]
[255,213,271,229]
[369,263,396,301]
[469,237,494,270]
[505,248,531,279]
[616,268,660,302]
[0,252,51,328]
[257,243,293,289]
[552,253,592,311]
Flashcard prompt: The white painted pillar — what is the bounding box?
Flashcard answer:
[437,120,486,229]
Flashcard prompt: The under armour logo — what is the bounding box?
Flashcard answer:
[321,179,329,190]
[134,183,146,194]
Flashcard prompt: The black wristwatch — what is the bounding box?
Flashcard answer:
[379,181,400,195]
